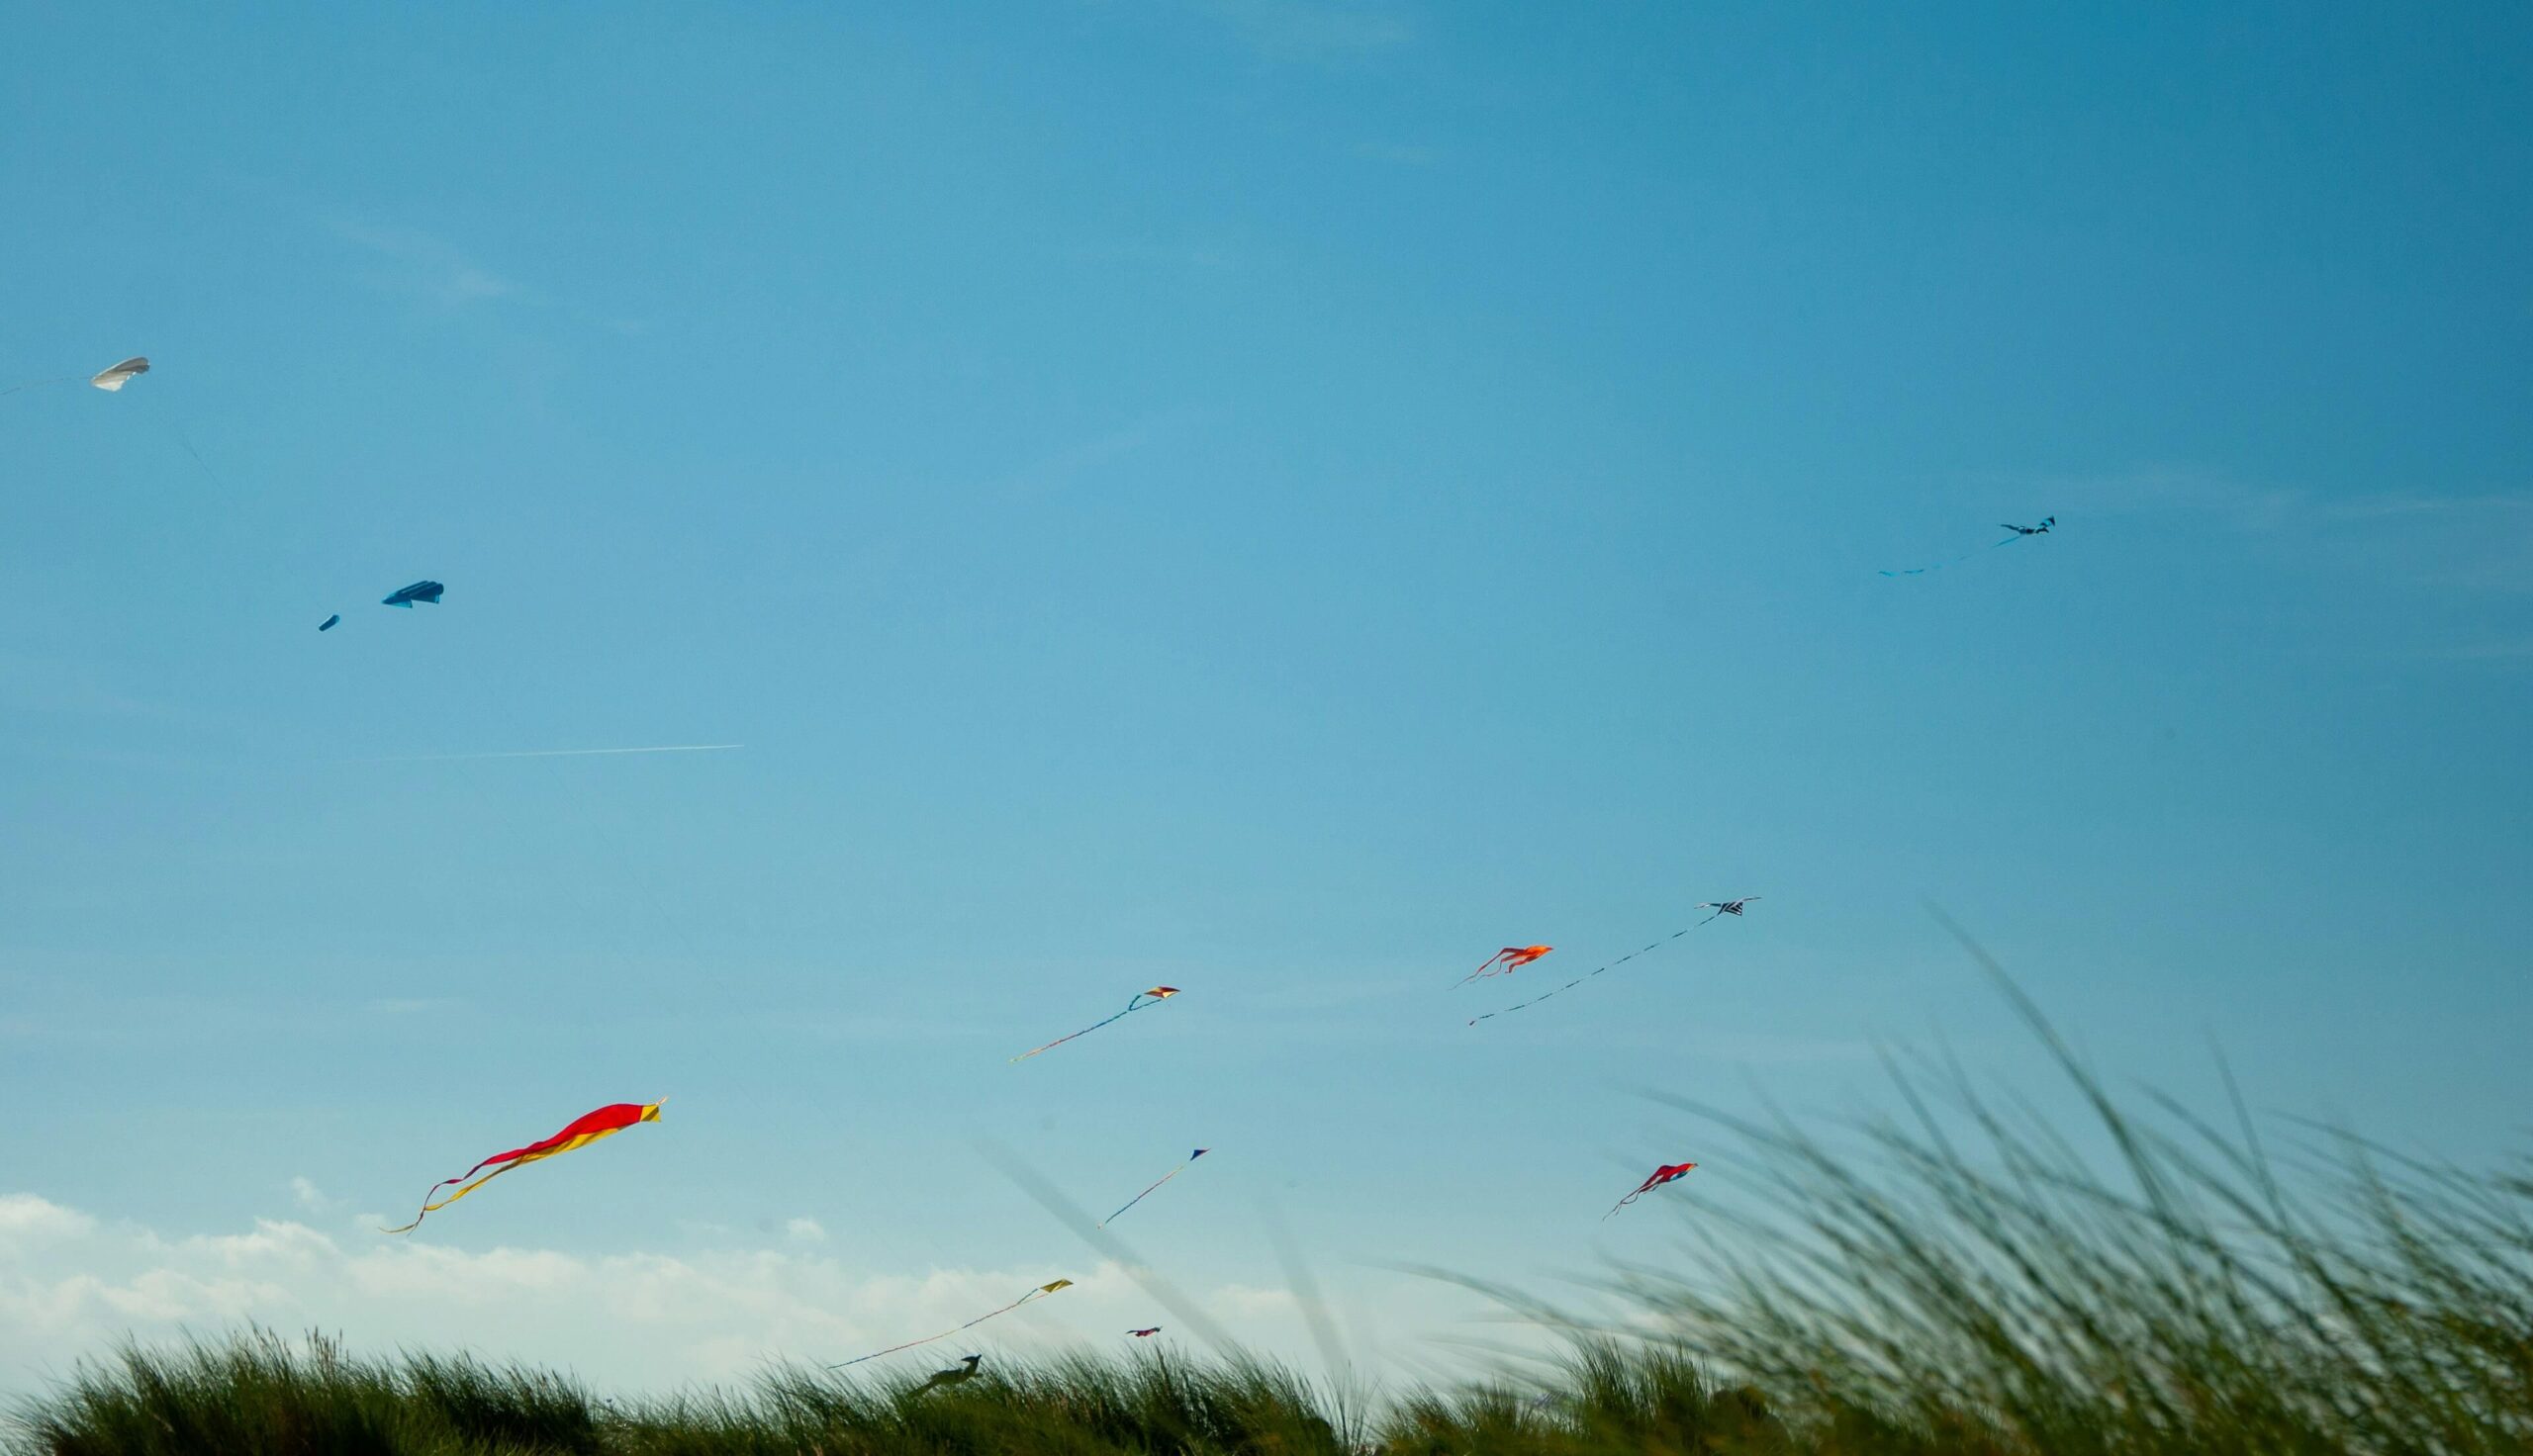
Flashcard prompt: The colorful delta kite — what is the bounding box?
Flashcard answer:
[382,580,445,607]
[383,1100,661,1233]
[1129,1326,1163,1338]
[1459,945,1551,986]
[1010,986,1179,1063]
[1605,1161,1699,1220]
[1468,900,1758,1026]
[1103,1147,1209,1227]
[829,1280,1074,1368]
[1881,516,2056,577]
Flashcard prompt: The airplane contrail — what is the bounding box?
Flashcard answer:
[348,744,744,763]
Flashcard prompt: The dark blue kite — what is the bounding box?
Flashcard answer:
[382,581,445,608]
[319,614,341,632]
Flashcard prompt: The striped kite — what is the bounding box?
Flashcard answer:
[383,1100,661,1233]
[1103,1147,1208,1227]
[829,1280,1074,1368]
[1459,945,1551,985]
[1605,1161,1698,1220]
[1011,986,1179,1063]
[1469,900,1757,1026]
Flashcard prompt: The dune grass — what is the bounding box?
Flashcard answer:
[13,979,2528,1454]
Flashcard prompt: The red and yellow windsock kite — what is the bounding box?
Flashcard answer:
[383,1100,662,1233]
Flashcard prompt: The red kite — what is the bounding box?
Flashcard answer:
[1129,1326,1163,1337]
[1460,946,1551,985]
[1011,986,1179,1063]
[1605,1161,1698,1220]
[383,1100,661,1233]
[1470,899,1760,1026]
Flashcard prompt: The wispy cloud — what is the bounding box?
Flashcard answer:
[0,1191,1492,1396]
[345,744,744,765]
[2017,467,2533,593]
[327,216,648,335]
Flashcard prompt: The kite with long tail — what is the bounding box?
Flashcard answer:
[1011,986,1179,1063]
[1103,1148,1209,1227]
[383,1100,661,1233]
[1604,1161,1698,1220]
[1458,946,1551,986]
[1881,516,2055,577]
[1468,900,1757,1026]
[828,1280,1074,1368]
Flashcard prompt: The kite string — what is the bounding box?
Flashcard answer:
[829,1285,1061,1369]
[1102,1159,1195,1227]
[1467,928,1698,1026]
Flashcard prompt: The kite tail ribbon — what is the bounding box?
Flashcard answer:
[1467,928,1696,1026]
[829,1279,1075,1369]
[1101,1149,1209,1227]
[1009,989,1176,1063]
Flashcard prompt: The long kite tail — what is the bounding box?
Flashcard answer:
[1010,991,1174,1063]
[1466,928,1698,1027]
[1601,1191,1642,1222]
[380,1158,526,1234]
[829,1281,1072,1369]
[1101,1152,1206,1227]
[1454,951,1511,987]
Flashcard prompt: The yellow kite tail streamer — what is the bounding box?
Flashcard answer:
[828,1280,1075,1369]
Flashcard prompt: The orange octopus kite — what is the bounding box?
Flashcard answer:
[1460,945,1552,985]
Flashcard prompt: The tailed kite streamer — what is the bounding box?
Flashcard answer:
[1011,986,1179,1063]
[1102,1147,1208,1227]
[1605,1161,1698,1220]
[383,1100,661,1233]
[1468,900,1758,1026]
[828,1280,1074,1368]
[1458,945,1551,986]
[1881,516,2055,577]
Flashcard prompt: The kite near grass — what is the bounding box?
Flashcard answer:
[1103,1148,1209,1227]
[382,580,445,607]
[1605,1161,1698,1220]
[829,1280,1074,1368]
[382,1100,661,1233]
[1011,986,1179,1063]
[1129,1326,1163,1337]
[1468,900,1758,1026]
[1459,945,1551,985]
[1881,516,2055,577]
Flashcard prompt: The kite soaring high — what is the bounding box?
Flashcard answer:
[1468,900,1758,1026]
[382,580,445,607]
[1459,945,1551,985]
[382,1100,661,1233]
[1881,515,2056,577]
[1010,986,1179,1063]
[829,1280,1074,1368]
[1605,1161,1698,1220]
[1102,1148,1209,1227]
[3,354,149,399]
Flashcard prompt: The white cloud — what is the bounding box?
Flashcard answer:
[0,1192,1512,1401]
[289,1177,336,1214]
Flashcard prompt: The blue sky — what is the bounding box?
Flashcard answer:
[3,0,2529,1393]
